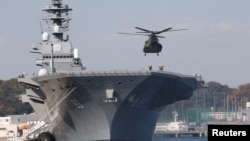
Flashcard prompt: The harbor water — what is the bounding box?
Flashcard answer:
[153,136,207,141]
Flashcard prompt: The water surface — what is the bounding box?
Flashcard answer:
[153,136,208,141]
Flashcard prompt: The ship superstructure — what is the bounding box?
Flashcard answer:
[31,0,84,74]
[17,0,205,141]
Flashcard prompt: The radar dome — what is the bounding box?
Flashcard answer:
[54,25,60,33]
[74,48,79,58]
[38,69,48,76]
[246,102,250,108]
[42,32,49,41]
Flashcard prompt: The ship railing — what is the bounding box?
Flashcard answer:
[7,137,23,141]
[7,121,48,141]
[33,70,152,81]
[21,121,47,139]
[20,70,203,85]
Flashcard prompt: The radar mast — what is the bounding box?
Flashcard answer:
[42,0,72,42]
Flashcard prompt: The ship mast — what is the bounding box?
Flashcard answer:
[43,0,72,42]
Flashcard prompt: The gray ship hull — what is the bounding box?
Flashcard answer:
[19,70,204,141]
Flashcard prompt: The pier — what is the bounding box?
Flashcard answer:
[154,130,207,137]
[154,122,207,138]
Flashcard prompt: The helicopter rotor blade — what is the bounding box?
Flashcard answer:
[156,35,165,38]
[135,31,149,33]
[117,32,149,36]
[135,27,152,33]
[118,32,165,38]
[155,28,189,34]
[155,28,172,34]
[166,29,189,32]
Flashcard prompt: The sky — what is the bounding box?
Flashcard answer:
[0,0,250,88]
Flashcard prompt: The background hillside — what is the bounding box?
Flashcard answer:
[0,78,33,116]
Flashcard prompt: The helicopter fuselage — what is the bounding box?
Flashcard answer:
[143,39,162,56]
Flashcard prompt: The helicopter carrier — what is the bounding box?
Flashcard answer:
[17,0,205,141]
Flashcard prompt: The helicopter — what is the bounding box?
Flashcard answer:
[118,27,188,56]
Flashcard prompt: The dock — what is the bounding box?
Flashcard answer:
[154,130,207,137]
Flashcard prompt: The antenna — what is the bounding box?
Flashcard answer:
[40,20,44,34]
[50,43,55,74]
[52,0,62,4]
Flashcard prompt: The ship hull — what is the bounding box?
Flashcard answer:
[19,70,203,141]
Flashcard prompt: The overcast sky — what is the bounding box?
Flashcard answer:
[0,0,250,88]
